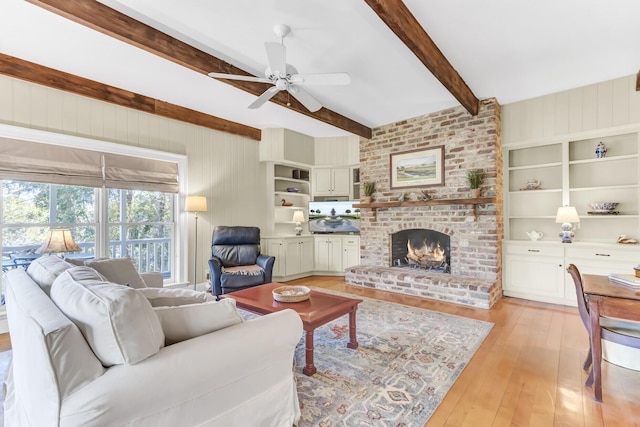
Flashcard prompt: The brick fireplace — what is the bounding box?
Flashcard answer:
[345,99,503,309]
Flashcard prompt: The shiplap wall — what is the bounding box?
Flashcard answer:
[502,74,640,145]
[0,75,267,284]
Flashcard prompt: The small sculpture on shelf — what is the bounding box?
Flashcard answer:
[281,199,293,206]
[616,235,638,244]
[525,179,541,190]
[595,141,607,158]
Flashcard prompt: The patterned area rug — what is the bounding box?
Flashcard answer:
[241,290,493,427]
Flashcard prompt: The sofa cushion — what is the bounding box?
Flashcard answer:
[153,298,243,345]
[50,267,164,366]
[136,287,214,307]
[85,257,147,289]
[26,255,74,295]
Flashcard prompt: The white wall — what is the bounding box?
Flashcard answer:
[502,74,640,146]
[0,75,267,284]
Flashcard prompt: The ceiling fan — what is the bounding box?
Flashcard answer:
[208,24,350,113]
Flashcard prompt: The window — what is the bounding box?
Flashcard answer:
[1,182,175,279]
[0,123,188,291]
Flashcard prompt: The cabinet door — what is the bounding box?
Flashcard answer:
[504,254,565,301]
[314,237,331,271]
[332,168,351,196]
[313,169,333,195]
[284,240,302,276]
[266,240,285,277]
[342,237,360,269]
[299,238,314,273]
[327,236,343,271]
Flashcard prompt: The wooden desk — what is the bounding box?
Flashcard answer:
[583,274,640,401]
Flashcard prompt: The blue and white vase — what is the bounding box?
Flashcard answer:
[595,141,607,158]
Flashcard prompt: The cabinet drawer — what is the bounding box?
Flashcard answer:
[343,237,359,246]
[565,246,640,263]
[505,244,563,257]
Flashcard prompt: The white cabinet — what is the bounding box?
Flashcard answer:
[263,236,314,280]
[313,167,350,198]
[314,235,360,273]
[503,242,566,304]
[285,237,314,277]
[342,236,360,269]
[503,241,640,306]
[314,235,344,272]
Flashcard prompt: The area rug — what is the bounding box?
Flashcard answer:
[241,290,493,427]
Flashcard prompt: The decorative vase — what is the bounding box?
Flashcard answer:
[595,141,607,158]
[471,188,481,198]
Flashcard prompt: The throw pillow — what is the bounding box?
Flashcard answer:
[85,257,147,289]
[136,287,215,307]
[153,298,243,345]
[26,255,74,295]
[50,266,165,366]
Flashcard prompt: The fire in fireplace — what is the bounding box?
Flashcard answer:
[390,229,451,273]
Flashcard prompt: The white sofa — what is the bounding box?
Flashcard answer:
[3,257,303,427]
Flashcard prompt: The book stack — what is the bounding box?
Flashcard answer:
[608,273,640,289]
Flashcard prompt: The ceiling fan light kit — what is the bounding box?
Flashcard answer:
[208,23,350,113]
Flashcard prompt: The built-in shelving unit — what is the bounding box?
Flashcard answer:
[503,130,640,307]
[505,132,640,242]
[269,163,311,235]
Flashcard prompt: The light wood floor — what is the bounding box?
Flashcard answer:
[1,277,638,426]
[290,276,640,427]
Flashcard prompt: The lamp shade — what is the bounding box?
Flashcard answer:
[292,210,305,223]
[555,206,580,223]
[36,229,81,254]
[185,196,207,213]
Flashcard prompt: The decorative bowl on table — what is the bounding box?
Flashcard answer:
[588,202,619,213]
[272,285,310,303]
[286,187,300,192]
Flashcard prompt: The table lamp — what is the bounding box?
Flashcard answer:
[555,206,580,243]
[36,229,81,256]
[185,196,208,290]
[292,210,305,236]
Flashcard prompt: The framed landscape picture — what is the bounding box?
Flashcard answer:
[390,146,444,189]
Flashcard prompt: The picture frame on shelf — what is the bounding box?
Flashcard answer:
[390,145,444,189]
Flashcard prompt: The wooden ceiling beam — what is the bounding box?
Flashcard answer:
[364,0,479,116]
[26,0,372,139]
[0,54,262,140]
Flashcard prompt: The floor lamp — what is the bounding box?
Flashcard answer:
[185,196,208,290]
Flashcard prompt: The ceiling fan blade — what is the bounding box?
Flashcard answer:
[264,42,287,78]
[289,72,351,86]
[288,87,322,112]
[248,86,281,109]
[207,72,271,84]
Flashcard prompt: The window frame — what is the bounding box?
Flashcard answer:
[0,123,189,285]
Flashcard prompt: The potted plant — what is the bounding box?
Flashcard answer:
[467,168,485,198]
[362,181,376,203]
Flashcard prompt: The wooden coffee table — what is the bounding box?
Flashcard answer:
[225,282,362,376]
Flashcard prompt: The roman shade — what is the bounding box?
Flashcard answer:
[0,138,179,193]
[103,152,178,193]
[0,138,103,187]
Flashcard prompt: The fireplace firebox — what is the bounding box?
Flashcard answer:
[390,229,450,273]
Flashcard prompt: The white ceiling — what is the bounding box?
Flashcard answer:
[1,0,639,137]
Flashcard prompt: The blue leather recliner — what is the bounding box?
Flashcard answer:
[208,226,275,298]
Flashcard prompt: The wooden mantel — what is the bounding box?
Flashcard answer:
[353,197,496,220]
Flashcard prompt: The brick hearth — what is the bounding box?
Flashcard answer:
[347,99,503,309]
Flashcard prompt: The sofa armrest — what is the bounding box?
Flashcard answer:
[140,272,163,288]
[60,309,303,427]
